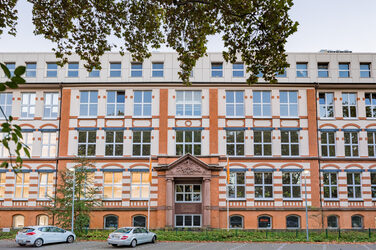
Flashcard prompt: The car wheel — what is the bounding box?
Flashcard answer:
[151,236,156,243]
[67,235,74,243]
[34,238,43,247]
[130,239,137,248]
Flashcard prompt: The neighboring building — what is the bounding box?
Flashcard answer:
[0,51,375,230]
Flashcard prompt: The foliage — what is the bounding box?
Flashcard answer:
[47,158,101,233]
[1,0,297,85]
[0,0,18,37]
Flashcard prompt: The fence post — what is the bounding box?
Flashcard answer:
[296,229,298,238]
[325,228,328,239]
[338,228,341,238]
[266,230,268,238]
[369,228,371,239]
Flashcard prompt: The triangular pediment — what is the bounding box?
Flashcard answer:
[165,154,212,177]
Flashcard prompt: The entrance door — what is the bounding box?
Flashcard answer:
[174,183,202,228]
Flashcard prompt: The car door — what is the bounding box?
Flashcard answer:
[133,228,143,243]
[39,227,52,244]
[140,228,150,242]
[54,227,67,242]
[44,227,58,243]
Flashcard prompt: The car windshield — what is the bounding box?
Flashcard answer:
[114,228,132,234]
[20,228,34,233]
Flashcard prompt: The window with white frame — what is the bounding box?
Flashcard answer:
[176,90,201,117]
[211,62,223,77]
[281,130,299,156]
[347,172,362,199]
[6,63,15,77]
[328,216,339,228]
[176,130,201,155]
[131,63,142,77]
[0,93,12,119]
[280,91,298,117]
[254,172,273,199]
[321,132,336,157]
[175,184,201,202]
[342,93,357,118]
[319,93,334,118]
[352,215,363,229]
[227,172,245,199]
[43,92,59,119]
[79,91,98,117]
[46,63,57,77]
[339,63,350,78]
[21,132,33,157]
[226,91,244,117]
[105,131,123,156]
[106,91,125,116]
[152,62,164,77]
[0,133,9,158]
[110,62,121,77]
[318,63,329,78]
[14,173,29,199]
[226,130,244,156]
[365,93,376,118]
[38,172,54,199]
[21,93,36,118]
[0,173,5,199]
[371,173,376,199]
[323,172,338,199]
[134,90,152,117]
[230,216,243,228]
[68,62,79,77]
[175,214,201,227]
[282,172,301,199]
[286,215,300,229]
[232,63,244,77]
[26,63,36,77]
[78,131,96,156]
[296,63,308,77]
[360,63,371,78]
[344,132,359,157]
[103,172,122,199]
[368,132,376,157]
[253,91,271,117]
[132,131,151,156]
[254,130,272,156]
[88,68,100,77]
[131,172,149,199]
[41,132,57,158]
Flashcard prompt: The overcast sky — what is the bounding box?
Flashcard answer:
[0,0,375,53]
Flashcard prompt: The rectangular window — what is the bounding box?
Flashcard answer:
[344,132,359,157]
[228,172,245,199]
[175,215,201,227]
[226,130,244,156]
[253,91,271,117]
[365,93,376,118]
[152,62,164,77]
[347,172,361,199]
[131,63,142,77]
[5,63,15,77]
[131,172,149,199]
[21,93,36,118]
[0,93,12,119]
[323,172,338,199]
[339,63,350,78]
[105,131,123,156]
[43,92,59,119]
[110,62,121,77]
[176,130,201,155]
[360,63,371,78]
[0,173,5,199]
[211,62,223,77]
[134,90,152,117]
[281,130,299,156]
[371,173,376,199]
[255,172,273,199]
[318,63,329,78]
[88,67,100,77]
[254,130,272,156]
[176,91,201,117]
[321,132,336,157]
[296,63,308,77]
[41,132,57,158]
[106,91,125,116]
[38,172,54,199]
[232,63,244,77]
[68,62,79,77]
[368,132,376,157]
[78,131,96,156]
[14,173,29,199]
[175,184,201,202]
[21,132,33,157]
[103,172,122,199]
[26,63,36,78]
[79,91,98,117]
[342,93,357,118]
[282,172,301,199]
[46,63,58,77]
[132,131,151,156]
[319,93,334,118]
[226,91,244,117]
[280,91,298,117]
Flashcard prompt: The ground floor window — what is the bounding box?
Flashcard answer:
[104,215,118,229]
[175,214,201,227]
[133,215,146,227]
[258,216,272,229]
[229,215,243,228]
[327,215,338,228]
[286,215,300,229]
[352,215,363,229]
[13,215,24,228]
[37,215,49,226]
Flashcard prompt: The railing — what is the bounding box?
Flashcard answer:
[36,200,52,207]
[348,201,364,207]
[12,201,28,207]
[229,201,246,207]
[283,200,303,207]
[130,201,148,207]
[102,200,122,207]
[254,200,274,207]
[322,200,340,207]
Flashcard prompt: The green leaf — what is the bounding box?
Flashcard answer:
[14,66,26,76]
[5,81,18,89]
[24,147,31,158]
[0,84,5,91]
[0,161,8,169]
[0,63,11,79]
[11,75,26,84]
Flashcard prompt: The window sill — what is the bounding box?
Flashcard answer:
[130,199,150,201]
[175,201,202,203]
[343,118,358,120]
[319,118,335,120]
[13,199,28,201]
[175,116,202,119]
[77,116,97,119]
[254,199,274,201]
[36,198,51,201]
[348,199,363,201]
[323,199,340,201]
[105,116,124,119]
[227,199,246,201]
[283,199,303,201]
[132,116,153,119]
[102,199,122,201]
[280,117,300,120]
[253,117,273,119]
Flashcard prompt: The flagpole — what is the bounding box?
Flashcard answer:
[226,156,229,231]
[147,156,152,230]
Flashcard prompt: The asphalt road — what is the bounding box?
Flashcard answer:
[1,240,376,250]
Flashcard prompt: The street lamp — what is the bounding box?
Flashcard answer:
[302,170,310,241]
[68,167,76,233]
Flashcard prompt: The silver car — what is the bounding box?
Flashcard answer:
[107,227,156,247]
[15,226,75,247]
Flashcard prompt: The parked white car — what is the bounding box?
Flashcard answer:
[107,227,156,247]
[15,226,76,247]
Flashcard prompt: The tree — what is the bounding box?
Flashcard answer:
[47,158,101,232]
[1,0,297,85]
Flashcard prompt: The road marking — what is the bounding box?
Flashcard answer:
[363,245,371,250]
[277,243,287,250]
[229,243,248,250]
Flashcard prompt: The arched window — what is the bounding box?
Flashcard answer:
[13,215,24,228]
[258,216,272,229]
[133,215,146,227]
[37,215,49,226]
[104,215,118,229]
[286,215,300,229]
[351,215,363,229]
[229,216,243,228]
[327,215,338,229]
